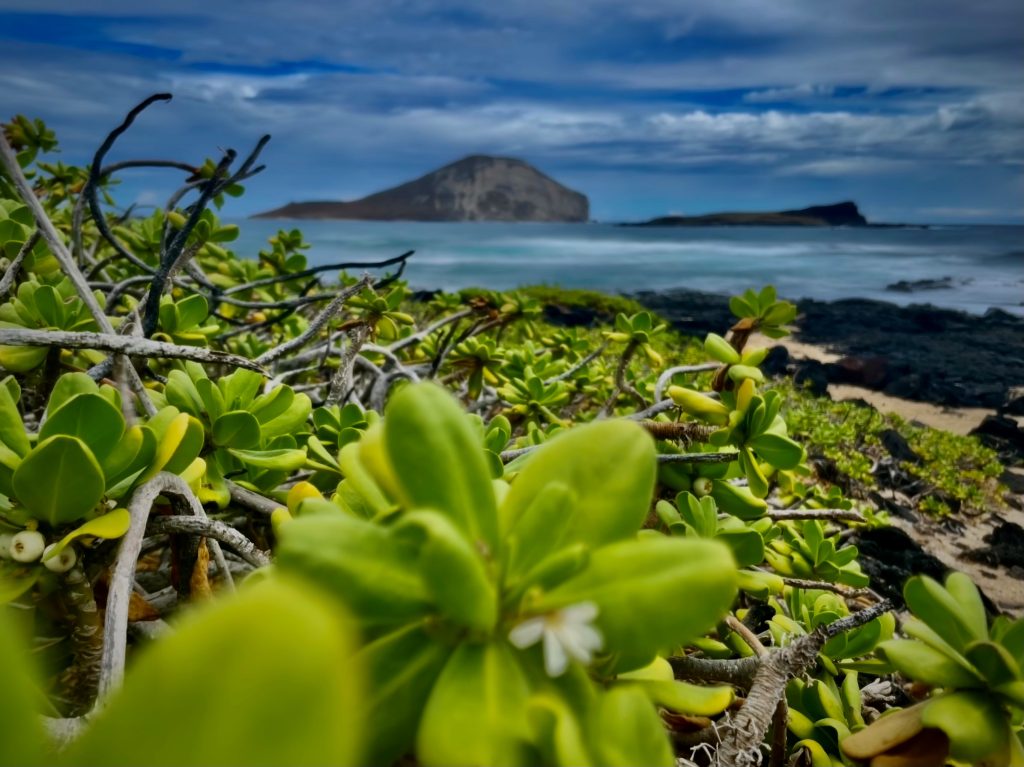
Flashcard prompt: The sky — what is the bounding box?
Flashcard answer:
[1,1,1022,223]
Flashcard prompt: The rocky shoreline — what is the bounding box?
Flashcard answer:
[632,288,1024,412]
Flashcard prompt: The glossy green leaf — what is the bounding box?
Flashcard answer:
[587,686,674,767]
[176,294,209,328]
[905,574,987,651]
[920,690,1008,762]
[384,383,499,551]
[229,447,307,471]
[0,378,28,460]
[259,393,312,440]
[505,481,577,577]
[13,436,104,524]
[0,609,46,766]
[877,639,981,688]
[394,510,498,632]
[40,393,125,462]
[352,622,453,766]
[748,432,804,470]
[65,577,363,767]
[502,419,655,548]
[0,343,47,373]
[212,410,261,449]
[417,641,532,767]
[536,537,737,672]
[704,333,739,365]
[275,509,433,627]
[44,507,131,561]
[964,640,1020,687]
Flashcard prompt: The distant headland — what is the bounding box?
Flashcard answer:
[253,155,588,222]
[621,201,870,228]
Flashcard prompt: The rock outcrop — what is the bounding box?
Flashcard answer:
[254,156,589,222]
[625,201,868,227]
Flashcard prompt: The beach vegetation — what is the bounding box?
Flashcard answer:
[0,103,1017,766]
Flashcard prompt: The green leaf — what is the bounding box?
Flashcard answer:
[704,333,739,365]
[505,481,577,577]
[944,571,989,643]
[44,508,130,561]
[748,432,804,470]
[535,537,737,672]
[0,378,29,457]
[716,528,765,568]
[212,410,261,449]
[0,343,47,373]
[229,447,307,471]
[64,577,364,767]
[45,372,99,416]
[416,641,532,767]
[587,686,674,767]
[920,690,1009,762]
[164,369,206,418]
[877,639,981,688]
[0,610,46,766]
[964,640,1020,687]
[501,419,656,548]
[384,383,499,551]
[352,622,453,766]
[625,678,733,716]
[13,436,105,524]
[394,510,498,632]
[905,574,986,651]
[175,294,209,328]
[40,392,125,462]
[275,509,433,628]
[259,393,312,440]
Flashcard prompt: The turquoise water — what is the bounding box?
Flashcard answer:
[231,220,1024,315]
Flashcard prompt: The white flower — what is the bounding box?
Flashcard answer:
[508,602,604,677]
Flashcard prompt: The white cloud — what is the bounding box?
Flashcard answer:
[743,84,835,103]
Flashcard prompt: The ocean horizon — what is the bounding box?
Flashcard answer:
[230,220,1024,317]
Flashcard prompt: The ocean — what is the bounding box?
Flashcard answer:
[231,221,1024,316]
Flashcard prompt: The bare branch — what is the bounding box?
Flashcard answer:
[224,251,413,295]
[98,473,234,708]
[255,275,372,366]
[0,228,39,297]
[0,327,266,372]
[654,363,720,402]
[146,516,270,568]
[544,339,609,384]
[767,508,866,523]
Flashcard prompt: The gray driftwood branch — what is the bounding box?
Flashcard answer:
[0,327,266,372]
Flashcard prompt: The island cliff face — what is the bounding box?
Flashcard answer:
[254,156,589,222]
[626,201,868,227]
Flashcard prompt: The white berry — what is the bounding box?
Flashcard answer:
[9,530,46,563]
[0,533,13,559]
[692,477,713,497]
[42,543,76,573]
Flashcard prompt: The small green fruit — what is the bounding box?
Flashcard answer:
[10,530,45,562]
[42,543,77,573]
[692,477,713,497]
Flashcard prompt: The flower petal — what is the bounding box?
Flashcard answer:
[543,628,569,677]
[561,601,599,624]
[509,617,545,649]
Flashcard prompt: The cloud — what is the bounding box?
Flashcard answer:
[743,84,835,103]
[0,1,1020,221]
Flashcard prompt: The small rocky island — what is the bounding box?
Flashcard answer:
[254,155,589,222]
[624,201,869,227]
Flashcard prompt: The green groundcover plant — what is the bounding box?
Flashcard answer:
[0,102,1017,766]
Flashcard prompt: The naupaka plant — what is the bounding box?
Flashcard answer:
[273,382,740,766]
